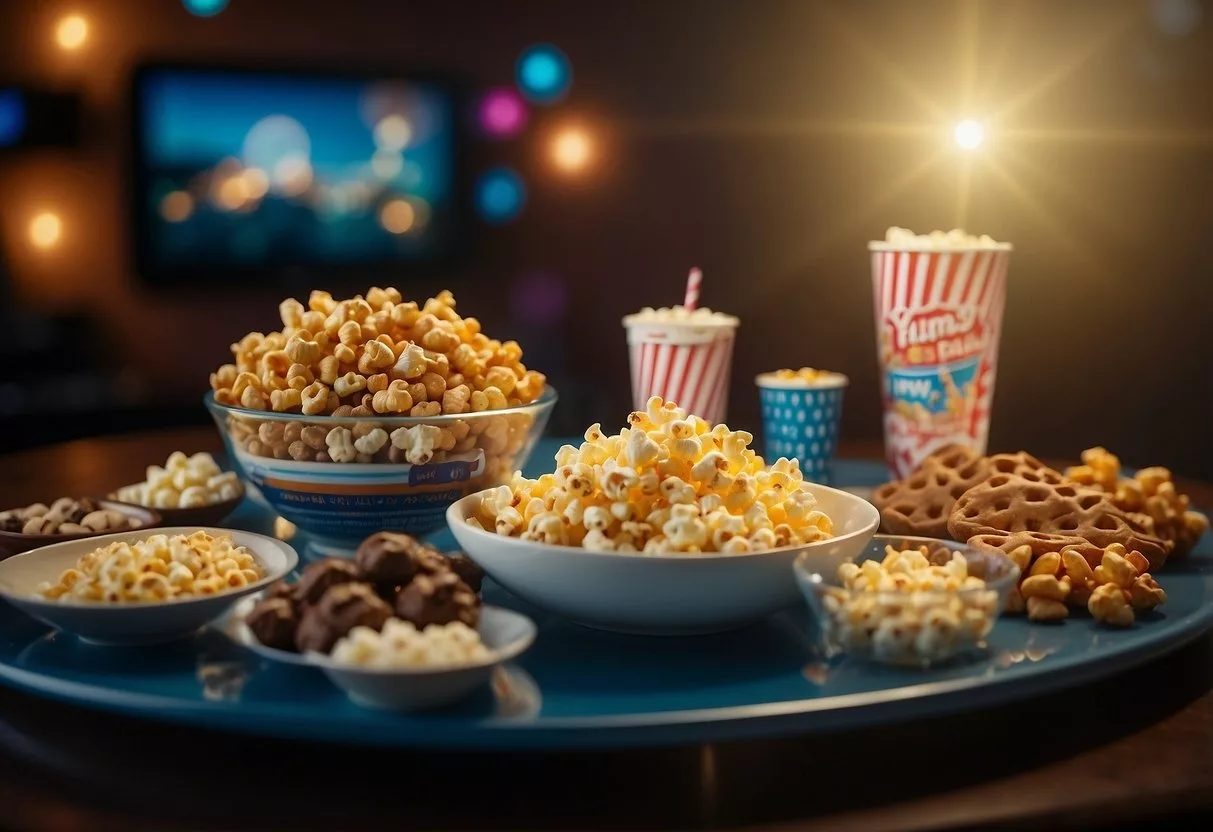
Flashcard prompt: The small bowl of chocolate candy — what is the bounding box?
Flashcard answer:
[226,531,536,710]
[0,498,161,560]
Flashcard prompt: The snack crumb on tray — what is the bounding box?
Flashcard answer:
[467,396,835,554]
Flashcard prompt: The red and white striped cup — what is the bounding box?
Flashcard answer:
[868,240,1012,478]
[623,312,738,425]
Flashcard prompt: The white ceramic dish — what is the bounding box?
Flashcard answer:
[0,527,298,646]
[224,599,537,710]
[447,483,880,636]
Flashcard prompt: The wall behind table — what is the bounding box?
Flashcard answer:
[0,0,1209,477]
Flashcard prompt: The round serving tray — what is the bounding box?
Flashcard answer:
[0,445,1209,750]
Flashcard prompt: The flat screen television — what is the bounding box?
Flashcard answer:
[131,64,464,285]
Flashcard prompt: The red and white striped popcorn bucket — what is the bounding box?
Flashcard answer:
[868,242,1012,478]
[624,319,738,425]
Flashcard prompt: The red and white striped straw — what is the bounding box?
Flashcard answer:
[684,267,702,311]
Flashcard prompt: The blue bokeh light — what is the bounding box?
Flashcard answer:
[515,44,572,104]
[0,90,25,146]
[183,0,230,17]
[475,167,526,224]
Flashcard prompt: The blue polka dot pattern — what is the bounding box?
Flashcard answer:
[758,385,845,484]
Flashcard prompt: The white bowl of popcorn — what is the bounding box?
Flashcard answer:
[795,535,1020,667]
[227,601,536,710]
[449,397,880,636]
[0,528,298,646]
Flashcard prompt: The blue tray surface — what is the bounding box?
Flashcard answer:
[1,440,1209,749]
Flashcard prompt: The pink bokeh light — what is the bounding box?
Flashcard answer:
[478,88,529,138]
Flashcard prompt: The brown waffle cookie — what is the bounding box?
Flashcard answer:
[872,445,992,538]
[984,452,1070,485]
[948,473,1172,569]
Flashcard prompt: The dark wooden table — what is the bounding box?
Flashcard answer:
[1,428,1211,831]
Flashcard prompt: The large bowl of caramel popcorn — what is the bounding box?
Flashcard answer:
[448,397,879,635]
[206,288,555,548]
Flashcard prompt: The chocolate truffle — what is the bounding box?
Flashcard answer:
[395,571,480,629]
[245,598,299,651]
[295,583,392,654]
[354,532,430,587]
[292,558,360,606]
[443,554,484,593]
[263,579,296,604]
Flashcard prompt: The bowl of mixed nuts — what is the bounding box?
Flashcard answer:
[0,498,161,559]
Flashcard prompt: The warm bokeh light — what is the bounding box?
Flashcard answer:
[239,168,269,200]
[216,176,251,211]
[160,191,194,223]
[371,149,404,180]
[379,199,416,234]
[55,15,88,50]
[273,156,313,197]
[29,213,62,249]
[552,128,592,171]
[373,115,412,152]
[954,119,985,150]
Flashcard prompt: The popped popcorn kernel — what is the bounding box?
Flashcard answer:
[469,397,834,554]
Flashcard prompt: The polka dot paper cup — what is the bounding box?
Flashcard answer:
[756,371,848,485]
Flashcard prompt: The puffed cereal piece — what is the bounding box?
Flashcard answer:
[1088,583,1135,627]
[1026,596,1069,622]
[325,427,358,463]
[389,424,444,465]
[1129,574,1167,610]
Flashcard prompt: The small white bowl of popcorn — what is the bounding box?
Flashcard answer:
[112,451,245,528]
[449,397,880,636]
[795,535,1020,667]
[0,527,298,646]
[311,607,535,710]
[226,600,536,710]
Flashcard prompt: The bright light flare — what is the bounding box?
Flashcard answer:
[56,15,88,50]
[29,212,63,249]
[954,119,985,150]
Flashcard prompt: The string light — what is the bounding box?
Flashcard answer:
[379,199,416,234]
[160,191,194,222]
[475,168,526,224]
[954,119,985,150]
[516,44,572,104]
[478,88,528,138]
[373,115,412,152]
[182,0,229,17]
[551,127,592,172]
[371,149,404,180]
[55,15,88,51]
[29,212,62,249]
